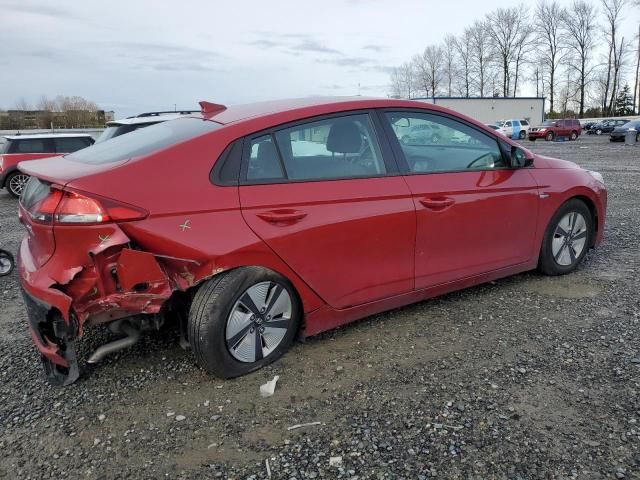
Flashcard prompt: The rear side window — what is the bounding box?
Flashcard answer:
[68,118,219,164]
[247,135,284,180]
[54,137,92,153]
[11,139,50,154]
[520,120,529,126]
[242,114,386,183]
[273,114,386,181]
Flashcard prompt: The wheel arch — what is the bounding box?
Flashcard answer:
[567,194,598,247]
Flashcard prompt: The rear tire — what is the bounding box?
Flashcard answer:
[519,130,526,139]
[538,199,593,276]
[6,172,30,198]
[595,129,603,135]
[188,267,301,379]
[570,131,578,141]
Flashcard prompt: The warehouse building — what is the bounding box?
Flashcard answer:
[414,97,546,125]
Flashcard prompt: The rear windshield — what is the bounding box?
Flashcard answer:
[67,118,219,164]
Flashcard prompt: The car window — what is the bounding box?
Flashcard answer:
[505,121,512,127]
[0,138,8,154]
[386,112,506,173]
[67,118,219,164]
[54,137,92,153]
[271,114,386,181]
[247,135,285,180]
[12,139,49,154]
[520,120,529,126]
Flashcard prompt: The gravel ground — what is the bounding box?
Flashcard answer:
[0,135,639,480]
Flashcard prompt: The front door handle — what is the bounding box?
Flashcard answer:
[419,197,455,210]
[256,209,307,224]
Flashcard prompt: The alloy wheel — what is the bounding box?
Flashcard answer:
[225,281,292,363]
[8,174,29,197]
[551,212,588,266]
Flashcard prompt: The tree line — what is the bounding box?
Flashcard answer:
[0,95,106,129]
[389,0,640,118]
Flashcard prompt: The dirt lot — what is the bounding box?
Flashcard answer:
[0,135,639,479]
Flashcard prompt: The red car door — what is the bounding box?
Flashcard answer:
[381,110,540,289]
[239,113,416,309]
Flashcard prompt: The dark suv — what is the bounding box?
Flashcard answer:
[0,134,94,197]
[528,119,582,141]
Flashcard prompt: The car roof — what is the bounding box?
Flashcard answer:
[107,112,198,126]
[201,96,459,125]
[2,133,93,140]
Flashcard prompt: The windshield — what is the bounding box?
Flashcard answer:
[67,117,219,164]
[622,121,640,129]
[0,138,8,154]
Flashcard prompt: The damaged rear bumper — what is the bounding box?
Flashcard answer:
[18,222,209,385]
[21,286,80,386]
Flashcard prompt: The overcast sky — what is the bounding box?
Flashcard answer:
[1,0,638,117]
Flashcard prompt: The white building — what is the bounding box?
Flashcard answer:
[414,97,546,125]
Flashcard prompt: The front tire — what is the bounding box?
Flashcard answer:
[188,267,301,379]
[545,132,555,141]
[6,172,30,198]
[538,199,593,276]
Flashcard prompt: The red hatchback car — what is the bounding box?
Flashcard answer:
[17,97,607,385]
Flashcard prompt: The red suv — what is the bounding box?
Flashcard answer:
[0,134,94,197]
[528,119,582,141]
[16,98,607,385]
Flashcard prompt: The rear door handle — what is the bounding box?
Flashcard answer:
[256,209,307,224]
[419,197,455,210]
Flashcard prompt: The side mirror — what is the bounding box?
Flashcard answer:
[511,146,533,168]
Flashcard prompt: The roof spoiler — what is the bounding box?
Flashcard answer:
[199,101,227,115]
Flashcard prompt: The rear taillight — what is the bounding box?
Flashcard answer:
[26,185,147,225]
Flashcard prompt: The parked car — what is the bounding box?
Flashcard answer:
[96,110,200,143]
[528,119,582,141]
[581,121,597,132]
[0,133,94,197]
[588,119,628,135]
[609,120,640,142]
[17,97,607,386]
[494,119,530,139]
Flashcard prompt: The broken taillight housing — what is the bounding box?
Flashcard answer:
[27,185,148,225]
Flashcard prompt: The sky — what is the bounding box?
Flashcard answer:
[0,0,638,118]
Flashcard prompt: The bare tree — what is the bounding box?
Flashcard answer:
[413,46,444,97]
[389,68,405,98]
[561,0,598,117]
[600,0,627,114]
[486,6,529,97]
[535,0,566,114]
[14,97,31,110]
[389,62,415,99]
[442,35,458,96]
[469,20,493,96]
[512,18,536,95]
[634,24,639,114]
[453,28,474,97]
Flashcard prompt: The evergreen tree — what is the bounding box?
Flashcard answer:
[615,84,634,115]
